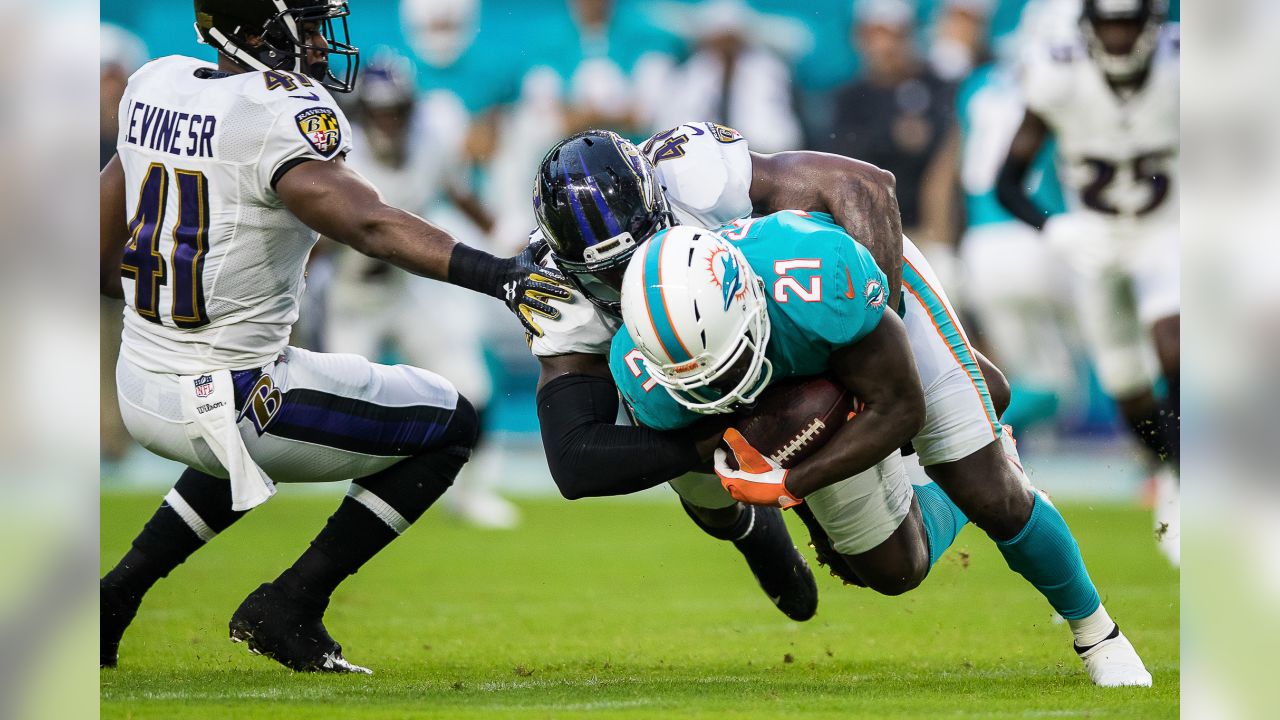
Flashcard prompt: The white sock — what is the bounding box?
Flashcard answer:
[1068,605,1115,648]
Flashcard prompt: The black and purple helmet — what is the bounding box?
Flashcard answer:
[533,130,673,315]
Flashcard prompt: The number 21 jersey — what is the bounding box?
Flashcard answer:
[115,55,353,375]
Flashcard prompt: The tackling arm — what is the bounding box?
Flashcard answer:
[536,353,719,500]
[749,151,904,311]
[995,110,1052,231]
[276,158,568,336]
[783,311,926,498]
[99,155,128,299]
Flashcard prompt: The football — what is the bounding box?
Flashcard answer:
[729,375,854,469]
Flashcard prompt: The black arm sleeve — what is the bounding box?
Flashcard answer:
[536,373,702,499]
[995,154,1051,231]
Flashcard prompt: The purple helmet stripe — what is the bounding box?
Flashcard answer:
[585,174,622,237]
[562,162,597,245]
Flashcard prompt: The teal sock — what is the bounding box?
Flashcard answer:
[995,493,1100,620]
[915,482,969,568]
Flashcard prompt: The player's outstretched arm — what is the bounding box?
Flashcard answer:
[99,155,128,299]
[276,157,570,336]
[536,353,718,499]
[749,151,904,311]
[784,311,926,499]
[995,110,1052,231]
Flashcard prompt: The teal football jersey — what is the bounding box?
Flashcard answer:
[610,211,888,431]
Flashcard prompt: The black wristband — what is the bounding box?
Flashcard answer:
[447,242,504,299]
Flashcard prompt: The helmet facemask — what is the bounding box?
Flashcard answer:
[1080,0,1165,84]
[650,276,774,415]
[197,1,361,93]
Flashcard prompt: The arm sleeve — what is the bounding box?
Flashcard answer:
[995,153,1050,230]
[535,374,701,499]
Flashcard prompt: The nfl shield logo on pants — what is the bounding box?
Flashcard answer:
[194,374,214,398]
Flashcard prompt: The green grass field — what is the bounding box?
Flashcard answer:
[100,490,1178,719]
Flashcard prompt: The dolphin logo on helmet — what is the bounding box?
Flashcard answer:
[620,226,773,415]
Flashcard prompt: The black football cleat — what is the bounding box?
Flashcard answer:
[101,581,141,668]
[729,505,820,621]
[228,582,371,674]
[791,503,867,588]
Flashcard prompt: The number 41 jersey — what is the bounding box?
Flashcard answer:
[1022,24,1179,221]
[115,55,353,375]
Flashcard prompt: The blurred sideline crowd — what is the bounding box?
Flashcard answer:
[100,0,1180,503]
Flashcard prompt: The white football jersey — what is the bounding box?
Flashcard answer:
[643,121,754,228]
[529,122,755,359]
[527,229,622,358]
[115,55,353,375]
[1022,24,1179,220]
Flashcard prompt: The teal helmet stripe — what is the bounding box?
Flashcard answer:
[642,232,693,363]
[903,262,1001,434]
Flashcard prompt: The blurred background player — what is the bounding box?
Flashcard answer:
[996,0,1179,562]
[954,14,1076,434]
[328,50,519,529]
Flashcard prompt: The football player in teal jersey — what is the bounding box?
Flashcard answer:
[614,214,1152,687]
[611,217,965,596]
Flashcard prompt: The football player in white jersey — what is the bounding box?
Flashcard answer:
[530,124,1152,686]
[997,0,1179,477]
[99,0,569,674]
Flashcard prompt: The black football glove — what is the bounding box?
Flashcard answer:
[449,239,572,338]
[498,240,572,338]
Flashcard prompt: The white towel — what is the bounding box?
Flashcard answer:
[180,369,276,511]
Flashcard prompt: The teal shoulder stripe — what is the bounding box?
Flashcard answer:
[643,234,693,363]
[902,263,1001,432]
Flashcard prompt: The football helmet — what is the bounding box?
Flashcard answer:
[1080,0,1166,82]
[534,130,673,315]
[351,50,417,162]
[194,0,360,92]
[620,225,773,415]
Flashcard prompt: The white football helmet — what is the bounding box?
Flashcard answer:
[620,225,772,414]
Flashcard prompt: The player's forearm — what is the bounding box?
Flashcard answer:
[784,407,921,498]
[994,156,1050,231]
[343,205,458,281]
[996,112,1052,231]
[825,162,904,311]
[537,374,701,499]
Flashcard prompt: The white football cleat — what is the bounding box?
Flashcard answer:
[1075,625,1153,687]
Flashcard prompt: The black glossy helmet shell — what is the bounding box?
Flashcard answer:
[534,130,672,314]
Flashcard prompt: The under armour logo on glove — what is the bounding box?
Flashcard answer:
[500,240,571,338]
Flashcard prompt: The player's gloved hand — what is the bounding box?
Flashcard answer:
[450,239,572,338]
[714,428,803,508]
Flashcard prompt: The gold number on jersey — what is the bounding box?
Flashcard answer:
[120,165,211,328]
